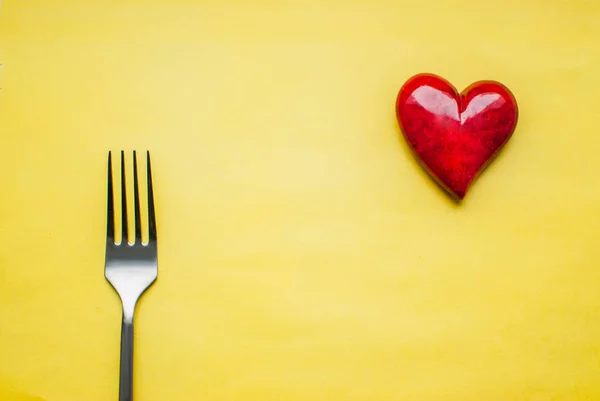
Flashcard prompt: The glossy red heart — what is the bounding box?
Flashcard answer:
[396,73,518,200]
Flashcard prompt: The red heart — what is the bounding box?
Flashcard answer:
[396,73,518,200]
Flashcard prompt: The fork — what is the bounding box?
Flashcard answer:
[105,150,158,401]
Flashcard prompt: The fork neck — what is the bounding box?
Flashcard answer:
[122,301,136,323]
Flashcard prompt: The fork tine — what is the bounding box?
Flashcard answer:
[147,151,157,241]
[121,150,129,245]
[133,151,142,243]
[107,151,115,241]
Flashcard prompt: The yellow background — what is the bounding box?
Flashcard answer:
[1,0,600,400]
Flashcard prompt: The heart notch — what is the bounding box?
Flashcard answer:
[396,73,518,200]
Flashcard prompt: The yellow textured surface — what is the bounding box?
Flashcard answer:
[1,0,600,400]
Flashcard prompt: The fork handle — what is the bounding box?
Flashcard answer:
[119,312,135,401]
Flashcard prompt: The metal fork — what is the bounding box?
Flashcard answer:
[105,150,158,401]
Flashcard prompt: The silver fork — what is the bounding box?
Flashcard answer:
[105,150,158,401]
